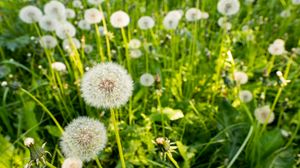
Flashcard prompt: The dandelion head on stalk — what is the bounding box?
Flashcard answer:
[66,8,76,19]
[268,39,285,55]
[78,20,91,30]
[60,116,107,161]
[39,35,57,49]
[84,8,103,24]
[217,17,232,30]
[24,137,34,147]
[163,15,179,30]
[140,73,155,87]
[51,62,67,72]
[44,0,66,21]
[254,105,275,124]
[19,5,43,24]
[292,0,300,5]
[239,90,253,103]
[56,22,76,39]
[88,0,104,5]
[72,0,82,8]
[81,62,133,108]
[138,16,155,30]
[62,38,81,51]
[110,10,130,28]
[130,49,142,59]
[185,8,202,22]
[62,157,83,168]
[166,10,184,20]
[234,71,248,85]
[38,15,58,31]
[128,39,141,49]
[217,0,240,16]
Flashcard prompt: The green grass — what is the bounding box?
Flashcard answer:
[0,0,300,167]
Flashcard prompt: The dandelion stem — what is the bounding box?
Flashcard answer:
[20,88,64,133]
[111,109,126,168]
[121,28,132,74]
[95,158,104,168]
[166,152,180,168]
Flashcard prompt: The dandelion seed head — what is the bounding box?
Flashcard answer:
[84,44,93,54]
[166,10,184,20]
[185,8,202,21]
[19,5,43,24]
[66,8,76,19]
[51,62,66,72]
[39,35,57,49]
[217,0,240,16]
[254,105,275,124]
[239,90,253,103]
[24,137,34,147]
[140,73,154,87]
[38,15,58,31]
[163,15,179,30]
[44,0,66,21]
[292,0,300,5]
[81,62,133,108]
[77,20,91,30]
[84,8,103,24]
[62,157,82,168]
[128,39,141,49]
[110,10,130,28]
[268,39,285,55]
[72,0,82,8]
[88,0,104,5]
[130,49,142,59]
[62,38,81,51]
[138,16,155,30]
[60,116,107,161]
[56,22,76,39]
[234,71,248,84]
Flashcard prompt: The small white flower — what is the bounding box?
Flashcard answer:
[268,39,285,55]
[128,39,141,49]
[56,22,76,39]
[138,16,155,30]
[62,38,81,51]
[51,62,66,72]
[185,8,202,22]
[84,8,103,24]
[62,158,82,168]
[110,10,130,28]
[19,5,43,24]
[1,81,8,87]
[254,105,275,124]
[130,49,142,59]
[88,0,104,5]
[24,137,34,147]
[234,71,248,84]
[39,35,57,49]
[140,73,154,87]
[81,62,133,108]
[217,0,240,16]
[84,44,93,54]
[292,0,300,5]
[60,116,107,161]
[38,15,58,31]
[77,20,91,30]
[66,8,76,19]
[239,90,253,103]
[44,0,66,21]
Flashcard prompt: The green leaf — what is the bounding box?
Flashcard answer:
[45,125,62,137]
[22,101,40,140]
[0,134,14,167]
[176,141,192,168]
[162,107,184,121]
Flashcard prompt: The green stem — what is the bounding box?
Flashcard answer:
[121,28,132,74]
[111,109,126,168]
[95,158,104,168]
[20,88,64,133]
[166,152,180,168]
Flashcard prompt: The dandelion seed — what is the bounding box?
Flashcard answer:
[38,15,58,31]
[217,0,240,16]
[234,71,248,84]
[77,20,91,30]
[56,22,76,39]
[81,62,133,108]
[130,49,142,59]
[140,73,154,87]
[185,8,202,22]
[39,35,57,49]
[88,0,104,5]
[128,39,141,49]
[51,62,67,72]
[268,39,285,55]
[110,10,130,28]
[239,90,253,103]
[254,105,275,124]
[138,16,155,30]
[66,8,76,19]
[84,8,103,24]
[60,116,107,161]
[62,157,83,168]
[19,5,43,24]
[62,38,81,51]
[44,0,66,21]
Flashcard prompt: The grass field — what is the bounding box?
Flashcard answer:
[0,0,300,167]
